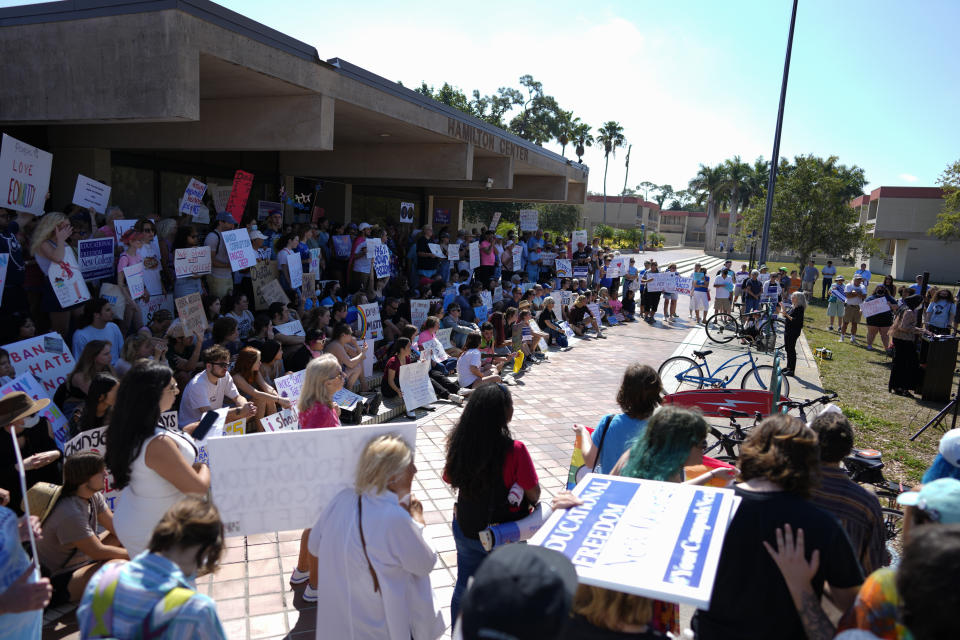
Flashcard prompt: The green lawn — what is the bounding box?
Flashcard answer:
[799,299,952,485]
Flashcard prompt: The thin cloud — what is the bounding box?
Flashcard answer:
[898,173,919,183]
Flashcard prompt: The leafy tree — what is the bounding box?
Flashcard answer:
[536,203,582,236]
[652,184,674,209]
[724,156,751,241]
[508,75,563,146]
[593,223,614,243]
[415,82,472,113]
[463,201,534,225]
[688,164,729,251]
[929,158,960,239]
[597,121,627,225]
[469,89,521,128]
[737,154,871,268]
[635,181,657,201]
[572,122,594,163]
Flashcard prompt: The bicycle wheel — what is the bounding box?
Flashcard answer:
[705,313,740,344]
[758,317,786,351]
[658,356,704,391]
[707,427,739,458]
[881,507,904,543]
[741,365,791,397]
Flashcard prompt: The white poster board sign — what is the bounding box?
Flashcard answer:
[274,319,305,337]
[137,293,174,326]
[447,244,459,262]
[358,302,382,340]
[519,209,539,232]
[222,228,258,271]
[123,263,146,299]
[530,474,738,608]
[207,423,417,536]
[572,230,588,247]
[428,243,445,258]
[2,332,75,397]
[1,133,52,215]
[174,246,212,277]
[469,241,480,271]
[262,407,300,432]
[398,359,437,410]
[555,259,572,278]
[179,178,207,217]
[410,299,433,330]
[275,370,306,403]
[72,175,111,213]
[511,245,523,268]
[436,328,454,351]
[48,248,91,307]
[286,252,303,289]
[861,297,890,318]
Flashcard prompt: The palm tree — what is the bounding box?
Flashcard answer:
[724,156,751,243]
[556,111,577,158]
[572,122,594,163]
[688,164,728,251]
[597,121,626,225]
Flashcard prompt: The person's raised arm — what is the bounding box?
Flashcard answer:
[144,434,210,495]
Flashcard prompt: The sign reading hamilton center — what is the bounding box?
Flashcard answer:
[447,118,530,162]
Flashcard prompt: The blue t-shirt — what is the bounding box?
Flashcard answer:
[591,413,648,474]
[0,507,42,640]
[926,301,955,328]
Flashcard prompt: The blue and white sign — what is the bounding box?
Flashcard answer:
[529,474,739,608]
[77,237,115,280]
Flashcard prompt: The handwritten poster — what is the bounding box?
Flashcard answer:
[275,370,306,403]
[398,359,437,410]
[1,374,71,451]
[490,212,502,230]
[250,260,284,310]
[274,319,305,337]
[1,133,52,215]
[358,302,382,340]
[48,247,91,307]
[137,293,174,326]
[222,228,258,271]
[447,244,459,261]
[861,297,890,318]
[179,178,207,217]
[399,201,415,224]
[469,241,480,271]
[410,299,433,330]
[287,252,303,289]
[123,263,146,299]
[373,242,391,279]
[262,407,300,432]
[332,235,352,259]
[174,246,212,277]
[572,230,588,247]
[175,292,208,337]
[72,175,111,214]
[77,238,115,280]
[437,328,454,350]
[555,258,572,278]
[512,245,523,268]
[225,170,254,223]
[519,209,539,232]
[3,332,76,396]
[428,243,445,258]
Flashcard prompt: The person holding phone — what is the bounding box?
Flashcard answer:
[177,346,257,427]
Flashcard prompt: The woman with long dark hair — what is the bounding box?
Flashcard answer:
[444,384,540,621]
[889,295,930,397]
[172,224,204,299]
[69,373,118,437]
[106,360,210,557]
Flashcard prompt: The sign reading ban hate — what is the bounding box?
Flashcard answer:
[207,423,417,536]
[530,474,738,608]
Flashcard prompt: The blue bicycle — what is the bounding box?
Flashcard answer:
[658,347,791,396]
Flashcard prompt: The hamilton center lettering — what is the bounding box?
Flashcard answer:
[447,118,529,162]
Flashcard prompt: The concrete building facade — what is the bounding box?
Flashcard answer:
[658,210,732,247]
[853,186,957,282]
[0,0,587,228]
[583,196,660,234]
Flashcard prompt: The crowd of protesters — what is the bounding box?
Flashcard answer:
[2,198,960,640]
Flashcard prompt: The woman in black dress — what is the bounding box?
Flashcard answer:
[889,295,930,396]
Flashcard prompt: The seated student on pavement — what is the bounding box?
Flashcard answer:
[177,345,257,426]
[38,452,128,605]
[809,411,889,575]
[568,295,604,338]
[537,297,567,348]
[441,303,479,350]
[512,309,549,362]
[457,332,501,389]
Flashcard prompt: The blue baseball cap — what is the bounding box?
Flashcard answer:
[898,478,960,524]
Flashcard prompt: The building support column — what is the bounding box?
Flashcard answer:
[49,148,111,210]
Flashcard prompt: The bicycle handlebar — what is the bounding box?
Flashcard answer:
[778,392,838,409]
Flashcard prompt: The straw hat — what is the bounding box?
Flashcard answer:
[24,482,62,525]
[0,392,49,428]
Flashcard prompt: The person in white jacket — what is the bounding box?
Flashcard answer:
[309,434,443,640]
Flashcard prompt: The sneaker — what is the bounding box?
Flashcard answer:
[838,337,845,343]
[449,394,464,406]
[405,410,417,419]
[290,568,310,585]
[850,337,858,345]
[303,584,319,603]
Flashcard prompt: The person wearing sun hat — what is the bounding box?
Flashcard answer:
[0,392,60,518]
[827,275,846,331]
[922,429,960,483]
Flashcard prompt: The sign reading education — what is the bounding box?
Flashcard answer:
[530,474,738,608]
[77,238,115,280]
[1,133,52,215]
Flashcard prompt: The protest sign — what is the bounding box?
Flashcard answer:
[529,319,549,351]
[410,299,433,330]
[675,277,694,296]
[179,178,207,217]
[123,263,146,299]
[861,297,890,318]
[1,374,70,451]
[829,286,847,303]
[588,303,603,322]
[222,228,258,271]
[47,248,91,308]
[1,133,52,215]
[399,201,415,224]
[309,248,321,277]
[559,321,576,341]
[138,293,174,326]
[287,252,303,289]
[541,252,557,267]
[332,235,352,259]
[490,211,502,230]
[302,277,316,301]
[428,243,445,259]
[262,407,300,432]
[469,241,480,271]
[62,426,118,508]
[398,359,437,410]
[251,260,285,310]
[646,272,677,293]
[573,266,589,279]
[433,208,450,225]
[511,245,523,268]
[446,243,459,261]
[139,238,164,296]
[0,254,6,306]
[223,418,246,436]
[259,279,290,308]
[436,328,454,350]
[480,291,493,313]
[519,209,539,232]
[257,200,282,220]
[555,259,572,278]
[174,246,212,277]
[365,237,382,260]
[530,474,738,608]
[372,242,390,279]
[98,283,126,321]
[333,387,365,411]
[225,169,254,223]
[274,319,305,337]
[358,302,382,340]
[607,257,624,278]
[572,229,588,247]
[77,238,115,280]
[207,422,417,536]
[174,293,207,337]
[759,273,771,283]
[72,175,111,213]
[209,185,232,213]
[422,338,449,365]
[359,339,374,379]
[275,370,305,403]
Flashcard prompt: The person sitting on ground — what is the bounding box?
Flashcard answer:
[380,297,409,343]
[309,434,443,640]
[568,295,604,338]
[38,452,128,606]
[574,364,662,475]
[56,340,117,417]
[809,411,889,575]
[68,373,118,438]
[231,347,291,431]
[479,322,516,375]
[177,346,257,426]
[115,333,166,378]
[324,322,369,393]
[222,293,255,341]
[77,497,228,639]
[137,309,173,341]
[621,287,638,322]
[72,298,125,365]
[203,316,241,360]
[457,333,501,389]
[284,328,327,373]
[441,303,478,350]
[537,297,567,348]
[1,391,62,518]
[513,309,549,362]
[694,414,863,640]
[268,301,306,356]
[165,325,204,389]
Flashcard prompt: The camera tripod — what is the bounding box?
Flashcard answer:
[910,367,960,441]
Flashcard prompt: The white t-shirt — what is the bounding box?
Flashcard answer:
[844,284,868,307]
[178,370,240,425]
[714,275,733,299]
[204,231,231,279]
[457,349,482,388]
[352,238,370,274]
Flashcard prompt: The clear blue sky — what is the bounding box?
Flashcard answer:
[4,0,958,197]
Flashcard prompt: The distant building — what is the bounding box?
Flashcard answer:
[853,186,956,281]
[658,210,732,247]
[584,196,660,234]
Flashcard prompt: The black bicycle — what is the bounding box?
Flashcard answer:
[703,407,763,460]
[843,447,910,560]
[705,301,786,352]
